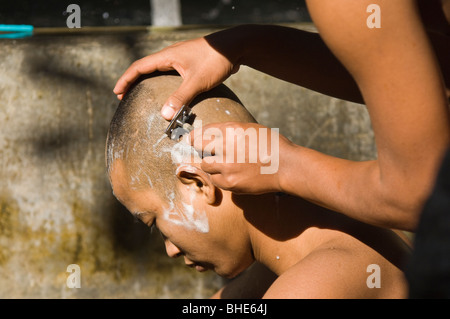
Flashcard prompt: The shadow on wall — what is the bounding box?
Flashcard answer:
[21,34,155,251]
[0,32,225,298]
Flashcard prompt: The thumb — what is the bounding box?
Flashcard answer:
[161,80,200,120]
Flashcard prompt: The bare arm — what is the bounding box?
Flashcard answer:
[205,24,364,103]
[277,0,449,230]
[191,1,449,231]
[115,1,450,230]
[115,22,450,113]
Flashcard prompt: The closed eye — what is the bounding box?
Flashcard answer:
[132,211,156,230]
[132,212,145,224]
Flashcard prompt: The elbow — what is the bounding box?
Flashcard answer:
[385,197,423,232]
[380,182,432,232]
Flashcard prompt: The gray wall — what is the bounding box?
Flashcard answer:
[0,25,376,298]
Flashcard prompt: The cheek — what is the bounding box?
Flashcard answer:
[208,222,255,273]
[157,217,211,254]
[159,217,253,278]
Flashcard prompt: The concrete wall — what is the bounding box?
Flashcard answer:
[0,25,376,298]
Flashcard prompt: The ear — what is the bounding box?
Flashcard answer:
[175,165,218,205]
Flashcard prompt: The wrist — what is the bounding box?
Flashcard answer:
[277,140,304,195]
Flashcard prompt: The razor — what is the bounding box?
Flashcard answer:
[164,105,194,140]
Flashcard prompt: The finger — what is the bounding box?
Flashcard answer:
[189,126,204,148]
[189,127,204,151]
[113,61,147,96]
[161,79,202,120]
[189,123,225,143]
[200,159,223,175]
[189,124,225,156]
[208,173,235,191]
[113,54,172,97]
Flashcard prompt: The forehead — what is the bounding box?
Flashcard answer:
[109,159,162,218]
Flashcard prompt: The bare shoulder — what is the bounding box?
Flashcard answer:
[263,236,408,299]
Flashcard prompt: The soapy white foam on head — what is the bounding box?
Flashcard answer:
[110,112,208,232]
[154,133,168,153]
[162,187,209,233]
[170,142,200,164]
[175,164,196,176]
[157,134,208,233]
[143,172,153,188]
[114,149,124,160]
[160,135,201,164]
[146,113,157,135]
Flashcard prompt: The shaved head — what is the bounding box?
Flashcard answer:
[106,73,256,199]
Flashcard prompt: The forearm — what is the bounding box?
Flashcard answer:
[284,0,450,232]
[279,144,440,231]
[206,24,450,102]
[205,24,364,103]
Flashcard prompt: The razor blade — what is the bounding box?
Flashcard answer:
[164,105,194,140]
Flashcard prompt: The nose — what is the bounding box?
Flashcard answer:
[164,239,182,258]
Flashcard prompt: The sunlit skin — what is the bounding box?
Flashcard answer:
[113,0,450,232]
[109,159,410,298]
[110,159,254,278]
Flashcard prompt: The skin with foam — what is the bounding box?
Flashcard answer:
[107,75,411,298]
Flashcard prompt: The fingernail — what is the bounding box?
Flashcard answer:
[161,105,176,119]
